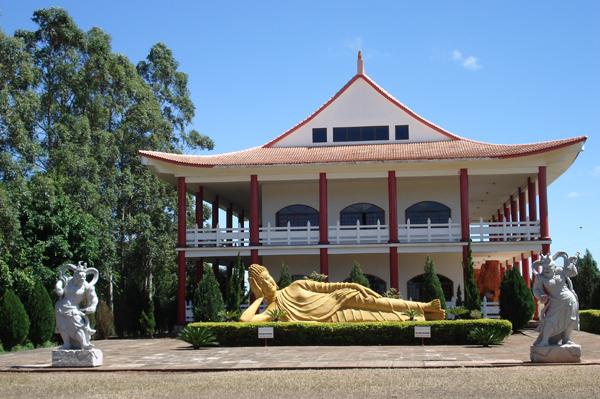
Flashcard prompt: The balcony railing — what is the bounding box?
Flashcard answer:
[185,218,540,248]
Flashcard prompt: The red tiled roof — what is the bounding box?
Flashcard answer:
[139,136,586,168]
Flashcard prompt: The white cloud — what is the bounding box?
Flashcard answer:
[592,166,600,177]
[451,49,482,70]
[567,191,582,198]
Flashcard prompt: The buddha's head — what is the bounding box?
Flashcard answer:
[249,264,278,301]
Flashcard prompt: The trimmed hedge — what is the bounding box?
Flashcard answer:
[188,319,513,346]
[579,310,600,334]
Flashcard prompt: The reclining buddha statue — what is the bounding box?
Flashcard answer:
[240,264,445,322]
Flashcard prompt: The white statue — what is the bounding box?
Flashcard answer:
[532,252,579,347]
[54,261,99,349]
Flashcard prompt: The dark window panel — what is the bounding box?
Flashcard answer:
[276,204,319,227]
[312,128,327,143]
[395,125,409,140]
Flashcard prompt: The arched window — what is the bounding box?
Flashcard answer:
[343,274,387,295]
[405,201,451,224]
[276,205,319,227]
[406,274,454,301]
[340,203,385,226]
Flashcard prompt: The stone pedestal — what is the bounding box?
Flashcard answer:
[530,344,581,363]
[52,348,103,367]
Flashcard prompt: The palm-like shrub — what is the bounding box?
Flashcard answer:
[448,306,469,319]
[401,309,422,321]
[304,271,327,282]
[267,308,288,322]
[384,288,401,299]
[468,325,509,347]
[27,280,55,347]
[218,310,241,322]
[178,326,218,349]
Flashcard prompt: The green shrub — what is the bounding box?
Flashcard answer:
[499,267,534,331]
[27,280,55,347]
[0,289,30,350]
[447,306,469,319]
[225,255,245,312]
[277,263,292,289]
[188,319,512,346]
[468,325,508,347]
[348,261,370,288]
[139,310,156,338]
[178,326,218,349]
[455,284,463,307]
[384,288,401,299]
[304,271,327,282]
[579,310,600,334]
[422,256,446,309]
[572,250,599,310]
[401,309,422,321]
[194,265,225,322]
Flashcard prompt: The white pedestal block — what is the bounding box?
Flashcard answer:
[530,344,581,363]
[52,348,103,367]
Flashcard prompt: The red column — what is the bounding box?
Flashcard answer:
[538,166,550,255]
[195,187,204,284]
[177,177,187,325]
[497,209,502,222]
[528,177,537,223]
[212,195,219,228]
[459,169,469,272]
[319,173,329,277]
[504,203,510,222]
[250,175,259,264]
[521,253,530,288]
[389,247,398,289]
[388,171,398,243]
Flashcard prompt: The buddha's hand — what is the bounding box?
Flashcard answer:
[352,284,381,298]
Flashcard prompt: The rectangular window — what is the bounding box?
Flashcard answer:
[312,128,327,143]
[332,126,389,142]
[395,125,409,140]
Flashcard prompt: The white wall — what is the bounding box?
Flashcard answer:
[397,176,460,223]
[273,78,451,147]
[261,176,461,227]
[262,252,463,298]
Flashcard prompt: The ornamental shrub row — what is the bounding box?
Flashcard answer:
[579,310,600,334]
[188,319,512,346]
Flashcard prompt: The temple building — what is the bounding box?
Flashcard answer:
[140,53,586,324]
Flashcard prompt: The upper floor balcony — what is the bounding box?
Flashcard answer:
[185,218,540,248]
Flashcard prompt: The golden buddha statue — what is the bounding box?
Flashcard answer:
[240,264,445,322]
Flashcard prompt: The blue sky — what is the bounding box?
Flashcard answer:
[2,1,599,259]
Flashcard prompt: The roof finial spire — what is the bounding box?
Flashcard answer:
[357,50,364,75]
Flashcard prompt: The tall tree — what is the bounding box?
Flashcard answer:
[571,250,599,310]
[499,267,534,331]
[463,241,481,311]
[348,261,370,288]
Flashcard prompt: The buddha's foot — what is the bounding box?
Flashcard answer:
[427,299,442,310]
[424,299,445,320]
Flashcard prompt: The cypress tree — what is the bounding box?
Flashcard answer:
[499,267,534,331]
[225,255,245,311]
[571,250,599,310]
[0,289,30,350]
[277,263,292,289]
[193,265,225,322]
[27,280,55,347]
[463,241,481,311]
[422,256,446,309]
[455,284,463,307]
[349,261,370,288]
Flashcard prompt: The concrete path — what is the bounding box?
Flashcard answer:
[1,330,598,371]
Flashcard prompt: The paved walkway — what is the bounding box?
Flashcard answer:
[1,330,599,371]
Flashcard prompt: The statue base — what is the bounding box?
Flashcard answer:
[52,348,103,367]
[530,344,581,363]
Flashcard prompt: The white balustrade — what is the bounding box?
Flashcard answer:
[186,218,540,247]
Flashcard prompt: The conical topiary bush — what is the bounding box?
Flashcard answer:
[0,289,30,350]
[499,267,534,331]
[27,280,55,347]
